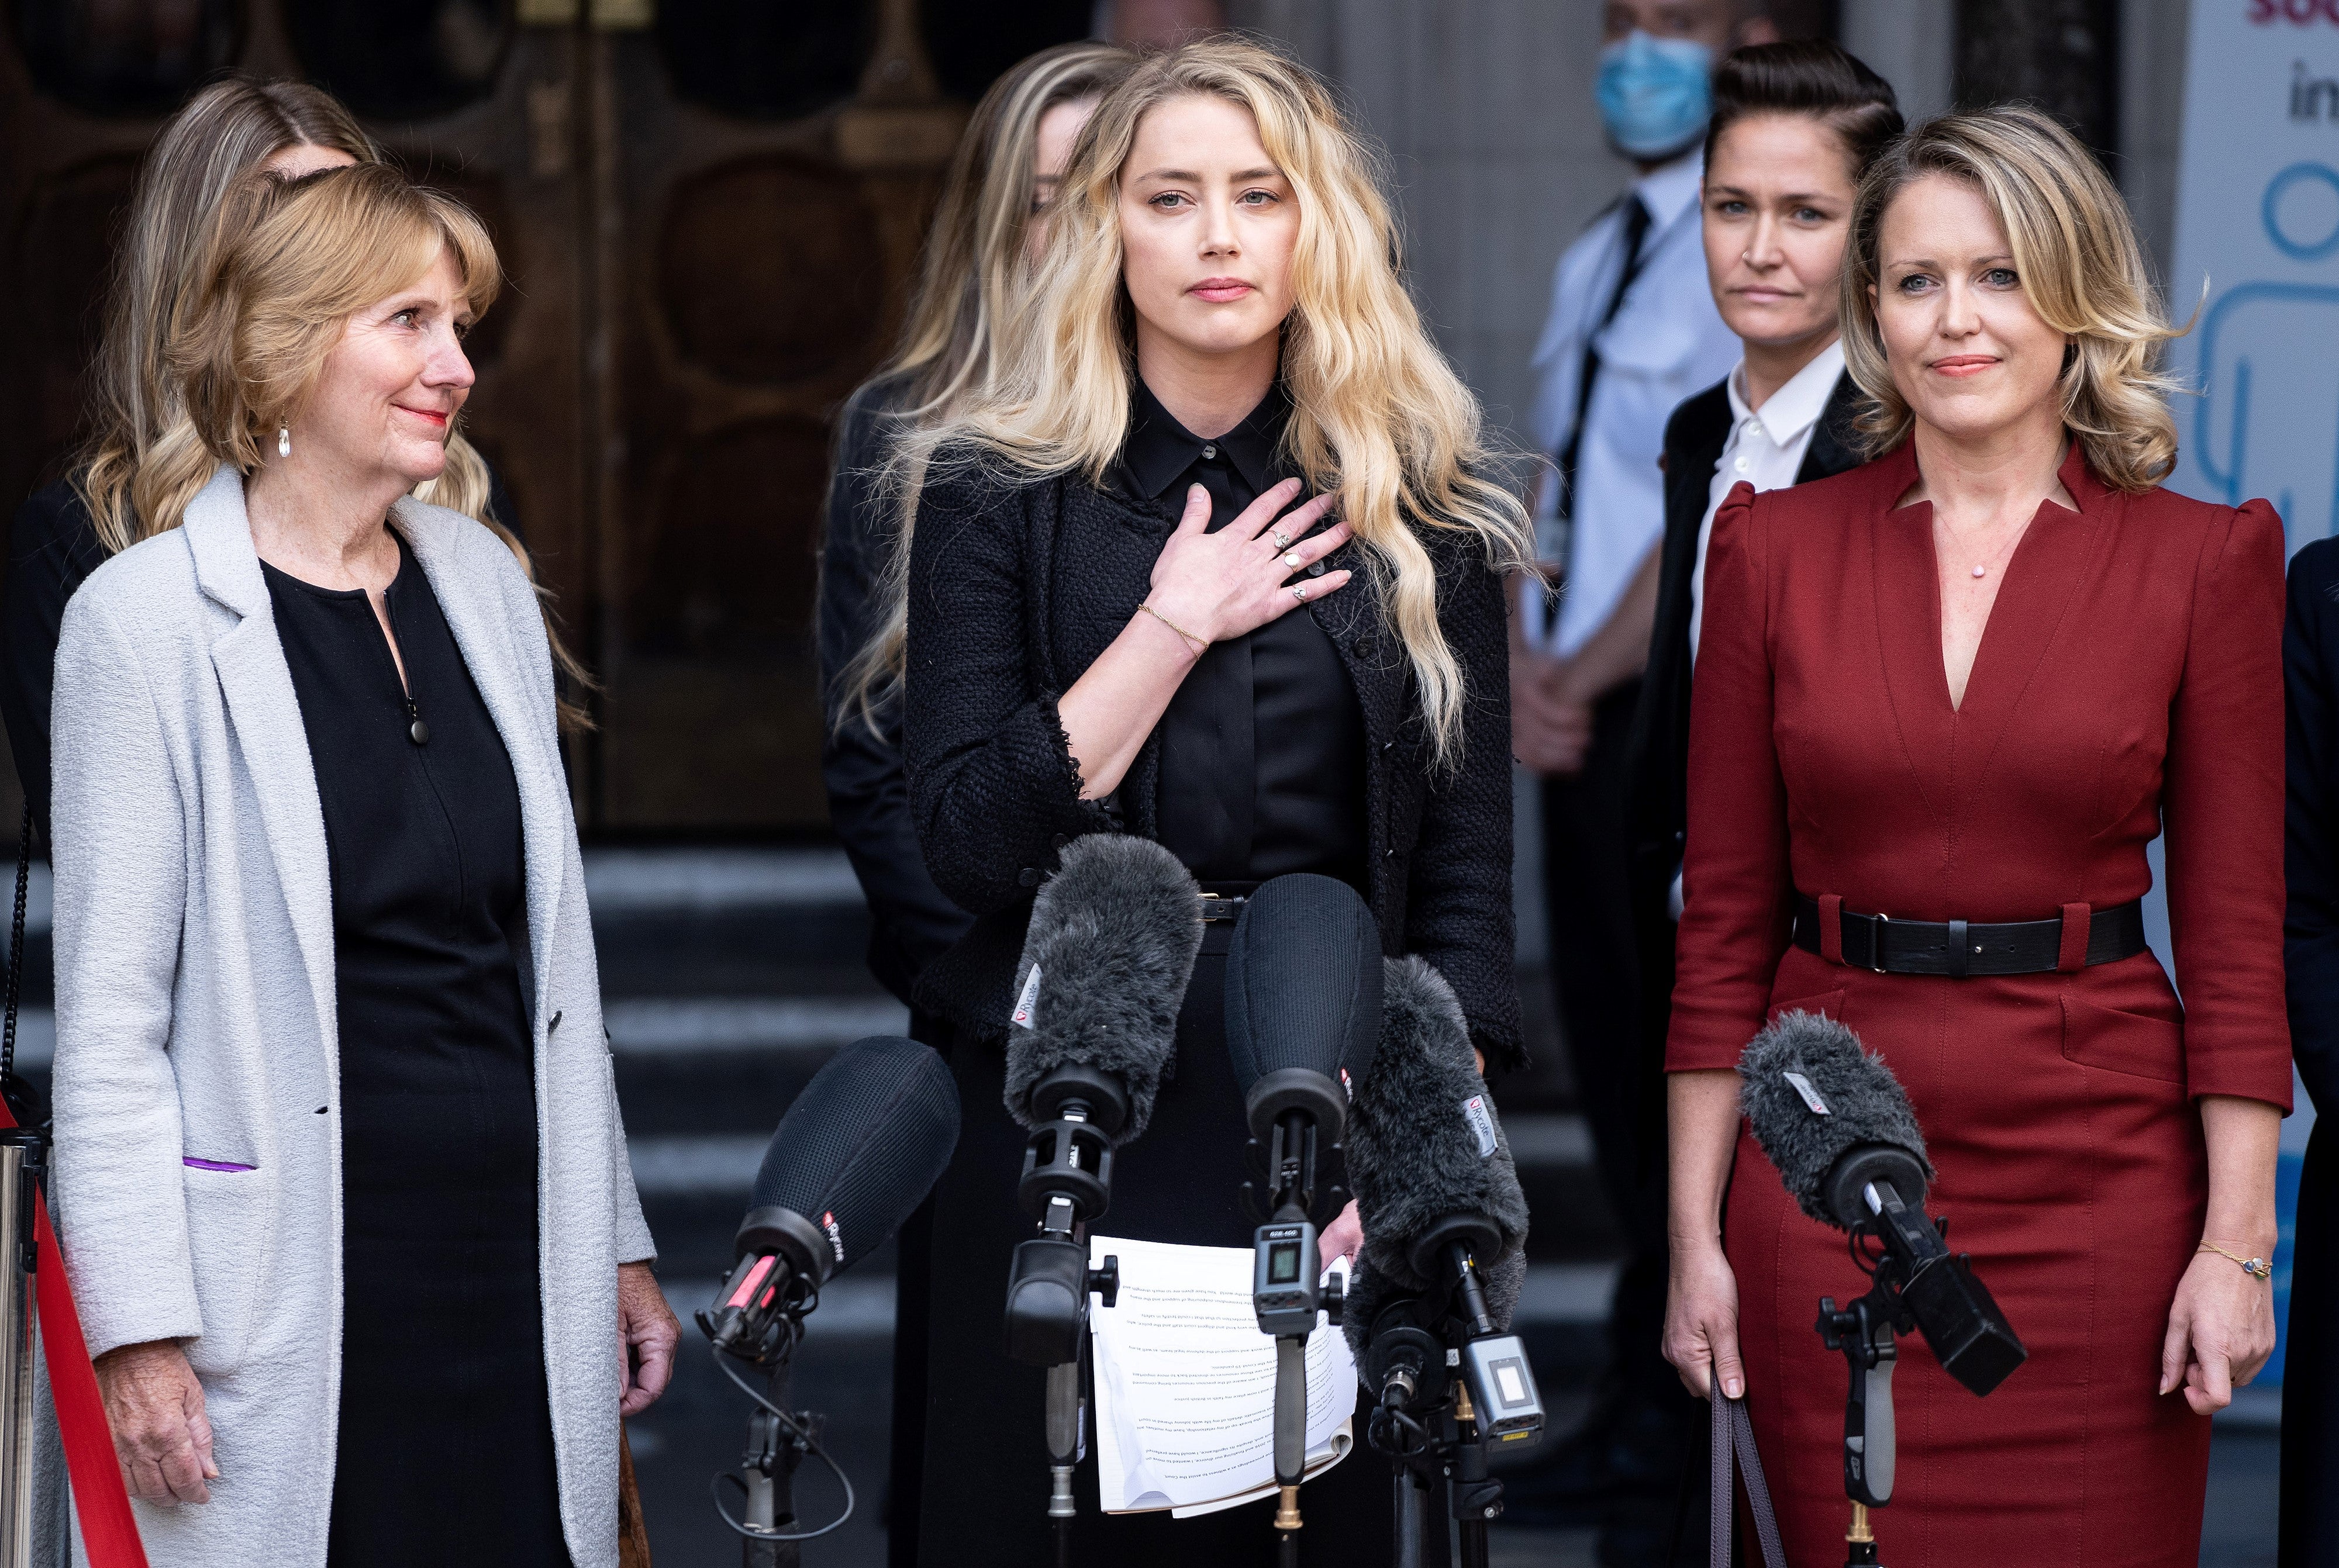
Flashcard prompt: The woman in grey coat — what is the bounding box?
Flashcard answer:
[45,163,673,1566]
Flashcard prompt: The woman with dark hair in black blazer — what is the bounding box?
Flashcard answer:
[1524,40,1900,1534]
[1629,41,1902,1101]
[2282,539,2339,1567]
[874,40,1532,1564]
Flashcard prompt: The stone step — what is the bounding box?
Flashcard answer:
[584,848,885,1000]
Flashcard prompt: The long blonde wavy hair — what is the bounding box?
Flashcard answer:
[860,39,1532,768]
[886,42,1134,423]
[830,43,1130,735]
[1841,105,2183,492]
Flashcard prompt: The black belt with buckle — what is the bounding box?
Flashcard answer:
[1199,883,1258,924]
[1792,894,2147,978]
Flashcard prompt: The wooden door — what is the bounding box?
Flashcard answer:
[581,0,962,831]
[1,0,1088,832]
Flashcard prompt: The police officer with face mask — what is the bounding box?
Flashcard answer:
[1507,2,1778,1560]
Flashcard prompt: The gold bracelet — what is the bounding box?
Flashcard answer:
[2198,1241,2273,1280]
[1139,602,1208,656]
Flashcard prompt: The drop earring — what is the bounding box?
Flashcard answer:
[277,424,291,458]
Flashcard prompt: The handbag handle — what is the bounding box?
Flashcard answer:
[2,802,34,1123]
[1711,1387,1789,1568]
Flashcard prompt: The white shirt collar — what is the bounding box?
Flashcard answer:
[1725,337,1847,447]
[1633,149,1706,233]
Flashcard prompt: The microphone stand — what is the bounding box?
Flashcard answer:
[1005,1066,1127,1567]
[737,1356,817,1568]
[1358,1243,1542,1568]
[700,1220,858,1566]
[1815,1184,1924,1568]
[697,1257,826,1568]
[1244,1108,1345,1567]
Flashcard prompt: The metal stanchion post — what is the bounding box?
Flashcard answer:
[0,1130,44,1568]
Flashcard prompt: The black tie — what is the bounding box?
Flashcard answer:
[1553,193,1653,543]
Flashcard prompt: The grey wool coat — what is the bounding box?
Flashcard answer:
[42,465,655,1567]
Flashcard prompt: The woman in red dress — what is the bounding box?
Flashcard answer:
[1662,106,2290,1565]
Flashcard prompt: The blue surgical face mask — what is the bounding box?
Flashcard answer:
[1596,30,1715,161]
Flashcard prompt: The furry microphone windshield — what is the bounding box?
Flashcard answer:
[1738,1009,1933,1229]
[1003,834,1202,1145]
[1344,956,1529,1291]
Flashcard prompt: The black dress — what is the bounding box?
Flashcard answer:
[2281,536,2339,1568]
[4,473,518,843]
[260,537,567,1567]
[912,383,1431,1565]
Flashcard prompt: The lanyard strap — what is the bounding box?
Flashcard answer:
[1710,1390,1788,1568]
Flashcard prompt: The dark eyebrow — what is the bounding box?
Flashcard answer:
[1707,182,1837,203]
[1131,165,1285,184]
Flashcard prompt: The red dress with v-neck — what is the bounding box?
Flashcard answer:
[1668,440,2292,1565]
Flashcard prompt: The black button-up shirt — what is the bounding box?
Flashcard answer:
[1120,378,1368,890]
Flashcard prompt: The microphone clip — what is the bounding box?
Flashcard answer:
[1238,1110,1346,1225]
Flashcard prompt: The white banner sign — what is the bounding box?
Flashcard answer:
[2169,0,2339,555]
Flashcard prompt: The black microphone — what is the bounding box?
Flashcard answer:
[999,834,1200,1369]
[1343,956,1542,1445]
[1226,873,1381,1331]
[700,1034,960,1360]
[1739,1010,2026,1396]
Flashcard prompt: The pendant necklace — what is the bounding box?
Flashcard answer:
[1957,520,2027,581]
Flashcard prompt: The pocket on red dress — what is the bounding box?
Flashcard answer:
[2059,992,2186,1085]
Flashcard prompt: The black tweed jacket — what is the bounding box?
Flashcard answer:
[902,454,1524,1069]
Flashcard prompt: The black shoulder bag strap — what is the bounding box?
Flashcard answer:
[2,803,42,1131]
[1712,1390,1789,1568]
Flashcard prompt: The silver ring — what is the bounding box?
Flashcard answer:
[1291,585,1309,602]
[1271,530,1293,551]
[1282,550,1302,568]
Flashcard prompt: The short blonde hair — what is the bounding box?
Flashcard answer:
[170,163,500,476]
[73,76,512,554]
[1841,105,2182,492]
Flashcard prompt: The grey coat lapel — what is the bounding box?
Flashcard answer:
[394,498,566,1025]
[180,467,339,1057]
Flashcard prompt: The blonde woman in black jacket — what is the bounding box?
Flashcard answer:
[863,40,1531,1565]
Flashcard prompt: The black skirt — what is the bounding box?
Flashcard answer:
[912,924,1439,1566]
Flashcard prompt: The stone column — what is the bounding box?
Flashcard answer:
[1957,0,2122,154]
